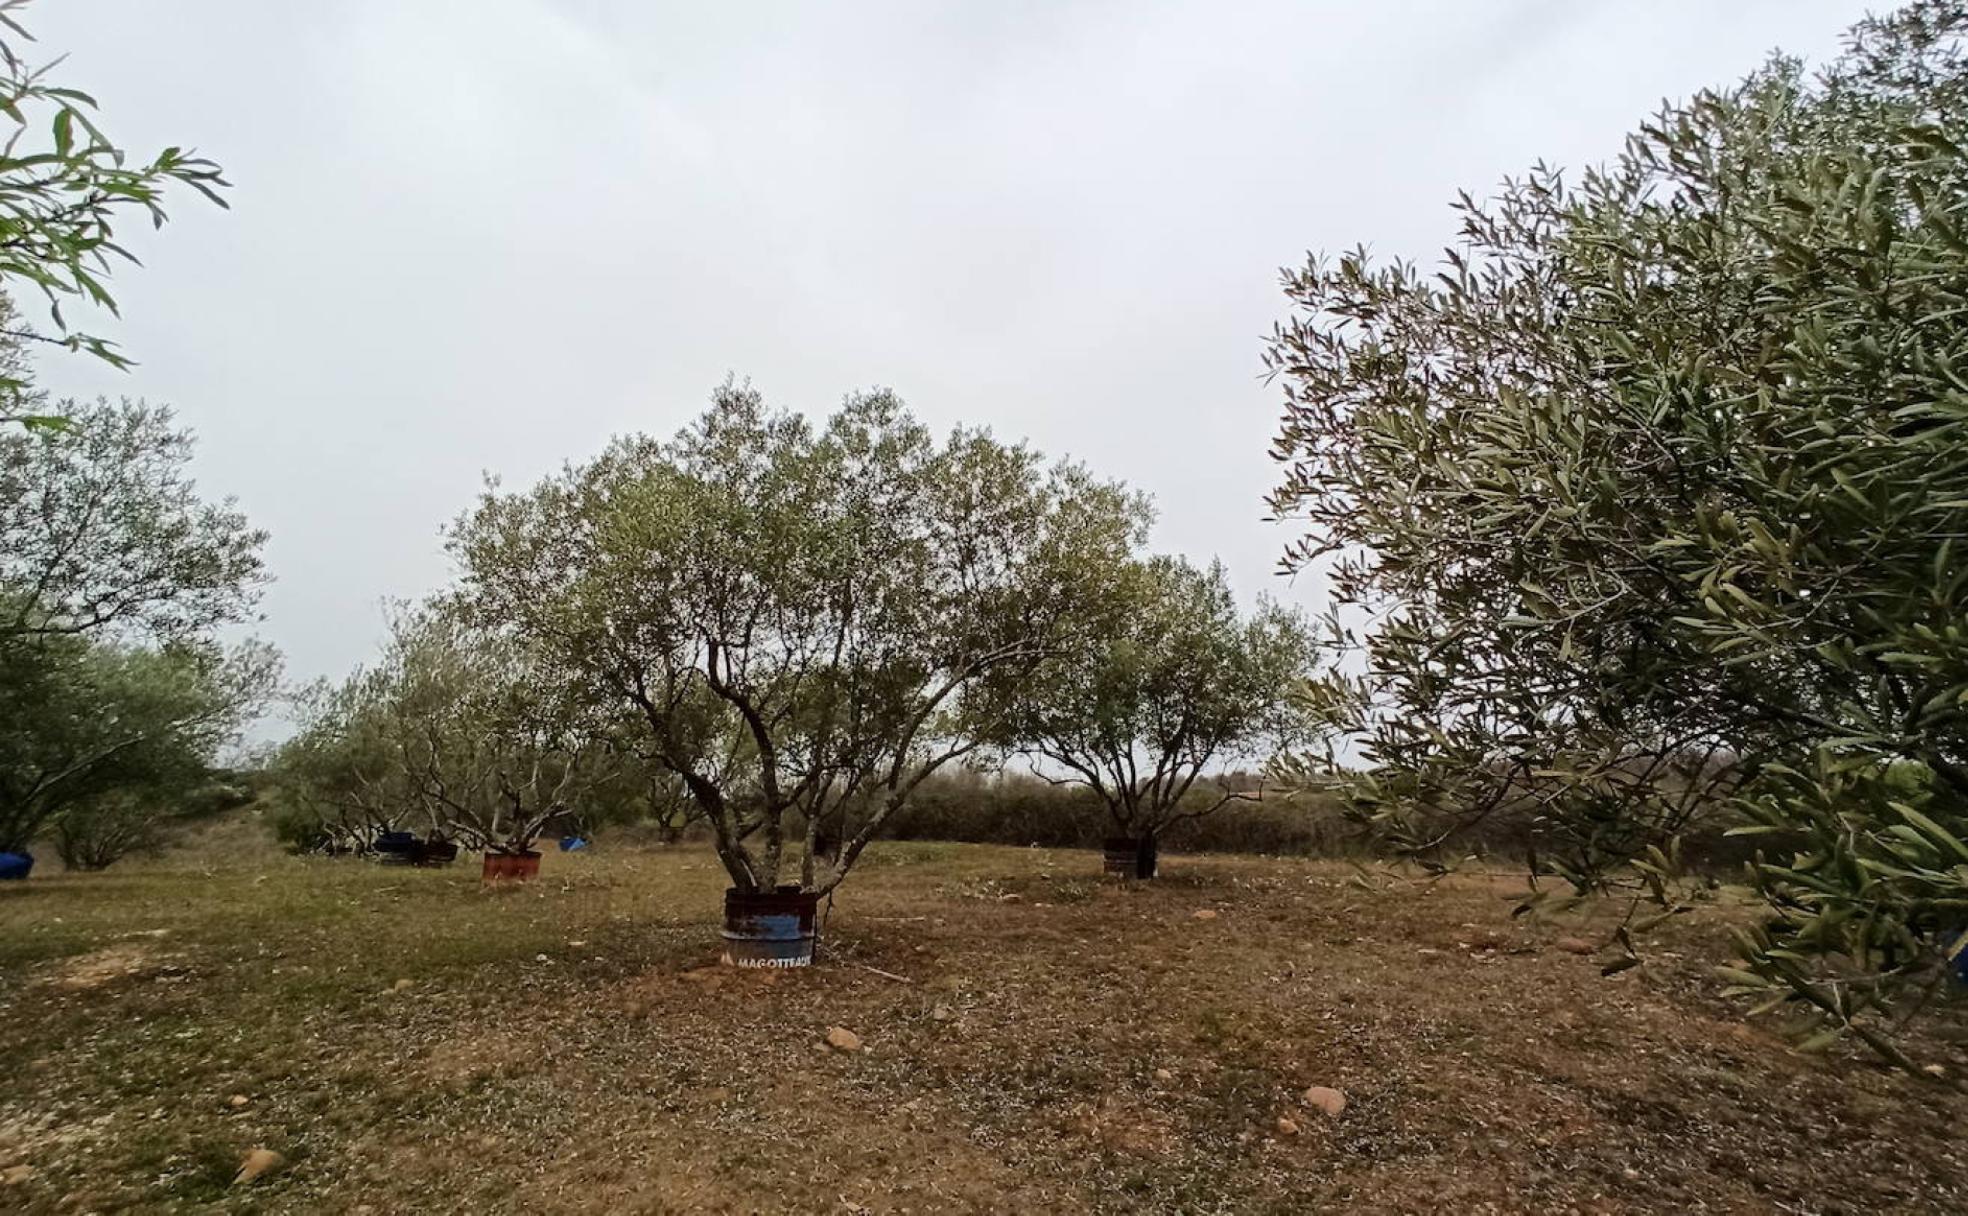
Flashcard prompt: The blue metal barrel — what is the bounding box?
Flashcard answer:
[720,886,818,968]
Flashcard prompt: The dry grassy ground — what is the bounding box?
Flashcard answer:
[3,831,1967,1214]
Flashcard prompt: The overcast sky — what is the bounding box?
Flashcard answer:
[28,0,1873,727]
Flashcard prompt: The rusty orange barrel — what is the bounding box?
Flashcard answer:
[481,850,541,883]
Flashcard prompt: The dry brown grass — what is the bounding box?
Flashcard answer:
[2,833,1967,1213]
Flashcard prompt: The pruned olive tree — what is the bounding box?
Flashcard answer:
[998,556,1320,876]
[378,607,613,856]
[1267,0,1968,1060]
[450,383,1149,896]
[275,607,614,857]
[272,673,423,853]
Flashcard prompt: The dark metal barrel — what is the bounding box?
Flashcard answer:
[721,886,818,968]
[414,838,459,867]
[1102,836,1158,880]
[374,830,418,867]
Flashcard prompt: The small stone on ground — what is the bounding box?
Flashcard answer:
[825,1026,863,1053]
[233,1148,285,1185]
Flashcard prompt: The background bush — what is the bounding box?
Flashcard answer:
[878,769,1365,857]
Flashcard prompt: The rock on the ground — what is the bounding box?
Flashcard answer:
[1153,1068,1173,1083]
[228,1094,251,1109]
[1302,1086,1347,1118]
[1192,909,1219,921]
[1276,1116,1300,1136]
[1555,936,1597,955]
[233,1148,285,1185]
[390,978,414,992]
[825,1026,864,1053]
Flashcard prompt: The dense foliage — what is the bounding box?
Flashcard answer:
[0,635,271,853]
[1267,0,1968,1057]
[53,773,253,871]
[0,393,269,862]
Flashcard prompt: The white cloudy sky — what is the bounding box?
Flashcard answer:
[28,0,1872,724]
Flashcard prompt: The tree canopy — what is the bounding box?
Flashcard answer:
[0,633,274,853]
[0,398,266,643]
[1267,0,1968,1056]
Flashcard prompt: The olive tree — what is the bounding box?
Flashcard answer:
[451,383,1148,896]
[378,608,613,856]
[272,673,425,853]
[53,776,252,871]
[1003,556,1319,875]
[1267,0,1968,1058]
[276,608,614,857]
[0,635,275,855]
[1,397,270,859]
